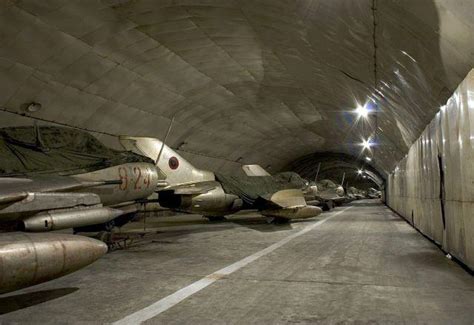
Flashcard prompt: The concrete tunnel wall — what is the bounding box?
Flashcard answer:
[386,70,474,270]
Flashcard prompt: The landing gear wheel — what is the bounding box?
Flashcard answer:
[322,200,334,211]
[205,216,226,222]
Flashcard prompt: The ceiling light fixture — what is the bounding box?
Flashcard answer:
[361,138,373,150]
[355,104,369,118]
[365,156,372,162]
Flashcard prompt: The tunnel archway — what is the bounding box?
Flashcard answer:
[286,152,385,190]
[0,1,473,320]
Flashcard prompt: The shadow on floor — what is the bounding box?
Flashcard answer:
[0,288,78,315]
[129,214,305,234]
[349,202,382,207]
[229,218,294,232]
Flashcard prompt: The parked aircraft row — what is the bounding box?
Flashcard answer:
[0,125,374,294]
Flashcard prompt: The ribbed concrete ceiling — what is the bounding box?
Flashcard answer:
[287,152,384,189]
[0,0,473,176]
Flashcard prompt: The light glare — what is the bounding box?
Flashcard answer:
[355,104,369,118]
[361,138,373,150]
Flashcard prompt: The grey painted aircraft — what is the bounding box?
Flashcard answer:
[347,186,366,200]
[239,164,341,211]
[0,125,160,293]
[367,187,382,199]
[120,137,322,223]
[281,179,345,211]
[313,179,347,207]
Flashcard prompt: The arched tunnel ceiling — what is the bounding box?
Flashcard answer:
[0,0,473,176]
[287,152,384,190]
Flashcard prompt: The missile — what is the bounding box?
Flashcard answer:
[21,207,124,232]
[0,232,107,294]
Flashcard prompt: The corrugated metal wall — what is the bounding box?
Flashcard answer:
[387,69,474,270]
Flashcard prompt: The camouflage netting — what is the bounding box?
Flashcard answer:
[0,126,154,176]
[216,172,308,207]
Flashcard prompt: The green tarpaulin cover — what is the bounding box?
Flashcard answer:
[0,126,153,176]
[216,172,308,207]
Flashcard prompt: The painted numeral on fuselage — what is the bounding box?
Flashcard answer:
[143,168,151,189]
[119,166,152,191]
[118,167,128,190]
[133,167,142,190]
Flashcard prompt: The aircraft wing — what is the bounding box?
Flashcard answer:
[0,177,106,220]
[162,181,217,195]
[242,165,271,177]
[0,192,102,218]
[0,176,118,195]
[258,189,322,220]
[257,189,307,209]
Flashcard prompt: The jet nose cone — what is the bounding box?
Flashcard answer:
[0,233,107,294]
[59,235,108,274]
[82,236,108,259]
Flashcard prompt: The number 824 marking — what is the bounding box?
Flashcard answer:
[118,166,151,191]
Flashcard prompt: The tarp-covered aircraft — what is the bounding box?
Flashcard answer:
[120,137,322,223]
[0,125,160,293]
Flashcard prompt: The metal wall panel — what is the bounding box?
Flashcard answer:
[387,69,474,270]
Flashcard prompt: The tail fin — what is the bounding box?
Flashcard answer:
[242,164,271,176]
[119,136,214,187]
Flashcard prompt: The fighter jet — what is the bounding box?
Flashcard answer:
[0,125,161,293]
[347,186,366,200]
[310,179,346,211]
[278,163,346,211]
[0,125,160,233]
[367,187,382,199]
[119,137,322,223]
[230,161,348,211]
[240,165,328,209]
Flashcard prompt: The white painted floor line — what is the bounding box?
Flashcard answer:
[113,206,353,325]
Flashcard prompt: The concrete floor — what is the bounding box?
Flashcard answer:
[0,200,472,324]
